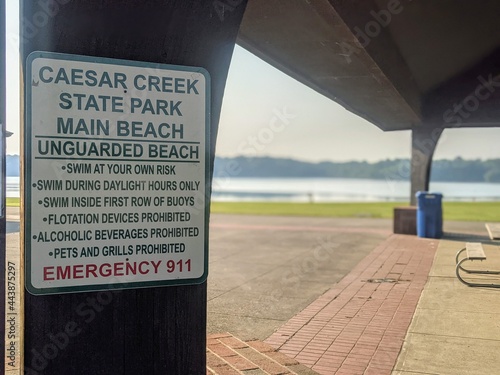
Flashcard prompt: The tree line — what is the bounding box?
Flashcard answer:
[213,156,500,182]
[7,154,500,182]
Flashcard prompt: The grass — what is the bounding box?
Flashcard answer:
[7,197,19,207]
[6,197,499,222]
[211,201,500,222]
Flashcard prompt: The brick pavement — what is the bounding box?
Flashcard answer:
[264,234,438,375]
[206,333,318,375]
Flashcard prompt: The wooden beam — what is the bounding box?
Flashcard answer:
[20,1,247,374]
[410,126,443,205]
[423,46,500,128]
[239,0,421,131]
[0,0,6,372]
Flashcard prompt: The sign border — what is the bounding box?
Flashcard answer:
[25,51,211,295]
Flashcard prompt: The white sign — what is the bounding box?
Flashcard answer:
[25,52,210,295]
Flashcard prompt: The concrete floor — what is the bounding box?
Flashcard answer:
[7,206,494,349]
[207,214,392,340]
[206,213,490,341]
[7,207,500,374]
[394,239,500,375]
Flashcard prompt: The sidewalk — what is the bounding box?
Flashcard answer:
[9,207,500,374]
[264,234,438,375]
[207,222,500,374]
[394,239,500,374]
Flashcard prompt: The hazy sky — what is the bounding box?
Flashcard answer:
[216,46,500,162]
[5,0,20,155]
[5,3,500,161]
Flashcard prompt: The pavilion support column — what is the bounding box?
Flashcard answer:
[21,1,247,374]
[410,126,443,205]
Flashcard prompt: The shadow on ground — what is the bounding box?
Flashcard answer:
[442,231,498,245]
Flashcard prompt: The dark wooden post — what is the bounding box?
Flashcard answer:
[20,1,247,374]
[410,126,443,205]
[0,1,6,373]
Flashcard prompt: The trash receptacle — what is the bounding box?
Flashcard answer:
[416,192,443,238]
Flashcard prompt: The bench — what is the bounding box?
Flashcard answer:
[485,223,500,240]
[456,242,500,288]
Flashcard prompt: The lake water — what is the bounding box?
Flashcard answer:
[8,176,500,202]
[211,177,500,202]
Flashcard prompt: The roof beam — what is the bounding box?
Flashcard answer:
[238,0,421,131]
[422,47,500,128]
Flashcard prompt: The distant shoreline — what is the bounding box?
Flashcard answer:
[7,176,500,202]
[214,156,500,183]
[7,155,500,183]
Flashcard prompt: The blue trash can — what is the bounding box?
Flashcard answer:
[416,192,443,238]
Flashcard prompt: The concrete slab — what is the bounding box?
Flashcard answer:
[442,232,497,246]
[208,288,227,301]
[208,289,313,321]
[430,240,500,277]
[395,333,500,375]
[417,277,500,313]
[391,372,437,375]
[410,309,500,340]
[6,206,20,222]
[237,275,331,299]
[219,245,304,266]
[395,238,500,375]
[428,264,457,277]
[6,221,19,233]
[207,214,389,340]
[265,234,438,375]
[485,223,500,240]
[437,242,500,258]
[207,313,286,341]
[208,262,276,291]
[208,214,393,231]
[12,204,500,374]
[443,220,492,236]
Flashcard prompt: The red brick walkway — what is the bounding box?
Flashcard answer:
[207,333,316,374]
[265,234,438,375]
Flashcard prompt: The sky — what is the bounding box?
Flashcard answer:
[216,46,500,162]
[5,3,500,162]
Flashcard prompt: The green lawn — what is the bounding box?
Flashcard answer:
[6,197,19,207]
[211,201,500,222]
[7,197,499,222]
